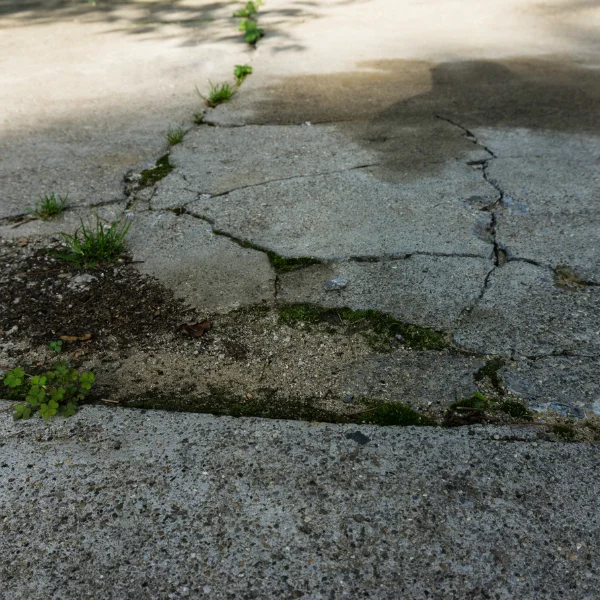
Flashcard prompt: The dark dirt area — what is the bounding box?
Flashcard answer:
[0,238,199,352]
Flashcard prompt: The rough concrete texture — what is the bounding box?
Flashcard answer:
[126,211,275,312]
[187,165,495,259]
[454,261,600,357]
[279,257,493,330]
[501,357,600,417]
[2,406,600,600]
[3,0,600,596]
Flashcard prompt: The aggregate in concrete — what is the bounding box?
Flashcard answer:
[1,406,599,600]
[500,356,600,417]
[454,261,600,357]
[341,350,483,407]
[126,211,275,312]
[278,256,493,330]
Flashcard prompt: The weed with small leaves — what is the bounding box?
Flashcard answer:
[33,193,68,220]
[234,64,253,86]
[196,82,234,107]
[193,112,205,125]
[164,125,185,145]
[238,19,264,44]
[233,1,262,18]
[54,217,130,268]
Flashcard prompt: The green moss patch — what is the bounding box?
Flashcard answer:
[552,424,577,442]
[497,401,532,421]
[474,357,505,392]
[139,154,174,187]
[278,303,449,351]
[267,252,321,273]
[354,400,437,427]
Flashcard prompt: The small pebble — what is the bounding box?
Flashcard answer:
[324,278,348,291]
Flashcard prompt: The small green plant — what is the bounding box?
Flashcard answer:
[238,19,264,44]
[233,1,262,18]
[3,359,95,420]
[193,111,205,125]
[355,400,437,427]
[234,64,253,86]
[33,193,68,220]
[49,340,63,353]
[164,125,185,146]
[55,217,130,268]
[196,82,234,108]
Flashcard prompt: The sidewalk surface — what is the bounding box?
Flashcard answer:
[1,1,599,598]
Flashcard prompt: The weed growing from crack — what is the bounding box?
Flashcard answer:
[54,217,130,268]
[139,154,174,187]
[196,82,234,108]
[193,112,205,125]
[234,64,253,86]
[238,19,264,44]
[474,357,505,393]
[33,193,68,220]
[233,1,262,18]
[164,125,185,146]
[3,342,95,420]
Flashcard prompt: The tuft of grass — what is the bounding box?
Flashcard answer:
[164,125,185,146]
[139,154,174,187]
[54,217,130,268]
[193,112,205,125]
[354,400,437,427]
[234,64,253,86]
[277,303,448,351]
[196,82,234,108]
[33,193,68,220]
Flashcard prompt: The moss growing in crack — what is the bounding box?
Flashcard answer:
[554,265,592,290]
[552,424,577,442]
[277,303,449,351]
[497,401,533,421]
[128,386,346,423]
[267,252,321,273]
[474,357,505,393]
[138,154,174,187]
[354,400,437,427]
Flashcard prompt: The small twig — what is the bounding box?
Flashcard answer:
[347,407,377,418]
[100,398,120,404]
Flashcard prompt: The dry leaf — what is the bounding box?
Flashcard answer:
[17,237,29,247]
[176,320,211,338]
[59,333,92,342]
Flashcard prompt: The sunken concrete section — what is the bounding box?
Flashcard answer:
[127,211,275,312]
[1,406,599,600]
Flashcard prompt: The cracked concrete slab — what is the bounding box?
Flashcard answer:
[187,165,495,259]
[500,356,600,417]
[454,261,600,357]
[278,256,493,330]
[126,211,275,312]
[0,0,249,219]
[480,131,600,283]
[2,406,600,600]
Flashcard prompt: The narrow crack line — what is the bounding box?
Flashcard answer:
[436,114,508,268]
[201,163,382,199]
